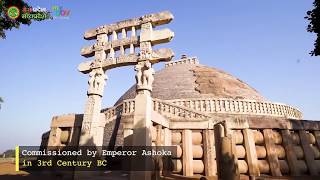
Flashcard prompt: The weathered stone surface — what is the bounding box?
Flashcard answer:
[103,118,124,147]
[83,11,174,40]
[192,66,265,101]
[115,56,266,105]
[78,48,174,73]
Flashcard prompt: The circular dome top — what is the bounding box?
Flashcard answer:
[115,57,266,105]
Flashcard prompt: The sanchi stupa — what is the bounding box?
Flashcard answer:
[40,11,320,180]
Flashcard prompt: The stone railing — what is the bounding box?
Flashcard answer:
[102,97,302,121]
[152,98,211,120]
[216,118,320,179]
[165,56,199,68]
[167,98,302,120]
[122,99,135,115]
[102,99,135,120]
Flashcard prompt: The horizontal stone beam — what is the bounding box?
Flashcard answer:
[81,36,139,57]
[78,48,174,73]
[78,54,138,73]
[84,11,174,40]
[80,28,174,58]
[140,28,174,45]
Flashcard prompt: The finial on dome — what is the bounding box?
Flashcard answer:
[165,55,199,68]
[181,54,188,59]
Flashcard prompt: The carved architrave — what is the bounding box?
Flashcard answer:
[78,11,174,75]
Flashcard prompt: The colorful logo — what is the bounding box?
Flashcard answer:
[51,6,70,18]
[7,6,20,19]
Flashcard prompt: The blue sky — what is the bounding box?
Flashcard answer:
[0,0,319,153]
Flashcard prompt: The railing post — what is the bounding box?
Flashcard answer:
[182,129,193,176]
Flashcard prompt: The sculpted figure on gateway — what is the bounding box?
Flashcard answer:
[134,64,143,87]
[87,67,107,96]
[135,61,155,90]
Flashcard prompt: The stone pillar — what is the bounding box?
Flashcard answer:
[130,89,153,180]
[130,22,155,178]
[220,136,239,180]
[203,129,217,176]
[78,67,107,147]
[131,21,155,148]
[74,67,107,180]
[242,129,260,176]
[132,90,153,146]
[78,31,108,147]
[182,129,193,176]
[263,129,281,176]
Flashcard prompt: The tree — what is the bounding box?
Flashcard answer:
[1,149,15,158]
[0,0,50,39]
[305,1,320,56]
[0,97,3,109]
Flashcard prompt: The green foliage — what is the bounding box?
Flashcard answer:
[0,97,3,109]
[0,0,51,39]
[1,149,15,157]
[305,0,320,56]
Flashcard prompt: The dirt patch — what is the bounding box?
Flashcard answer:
[0,162,29,175]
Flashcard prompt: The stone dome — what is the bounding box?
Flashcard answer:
[115,57,266,105]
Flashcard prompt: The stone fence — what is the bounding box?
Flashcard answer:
[168,98,302,120]
[165,56,199,67]
[215,118,320,179]
[149,117,320,179]
[152,98,211,120]
[102,99,135,120]
[102,98,302,122]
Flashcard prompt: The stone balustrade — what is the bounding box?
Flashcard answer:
[217,118,320,179]
[102,97,302,122]
[152,98,211,120]
[122,99,135,115]
[102,99,135,120]
[102,98,302,121]
[167,98,302,120]
[165,56,199,68]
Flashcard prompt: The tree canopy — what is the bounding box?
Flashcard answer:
[0,149,15,158]
[0,0,50,39]
[0,97,3,109]
[305,1,320,56]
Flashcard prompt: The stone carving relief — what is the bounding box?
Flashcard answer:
[88,67,107,96]
[134,64,143,87]
[140,42,152,60]
[81,121,91,132]
[135,61,155,91]
[143,61,155,89]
